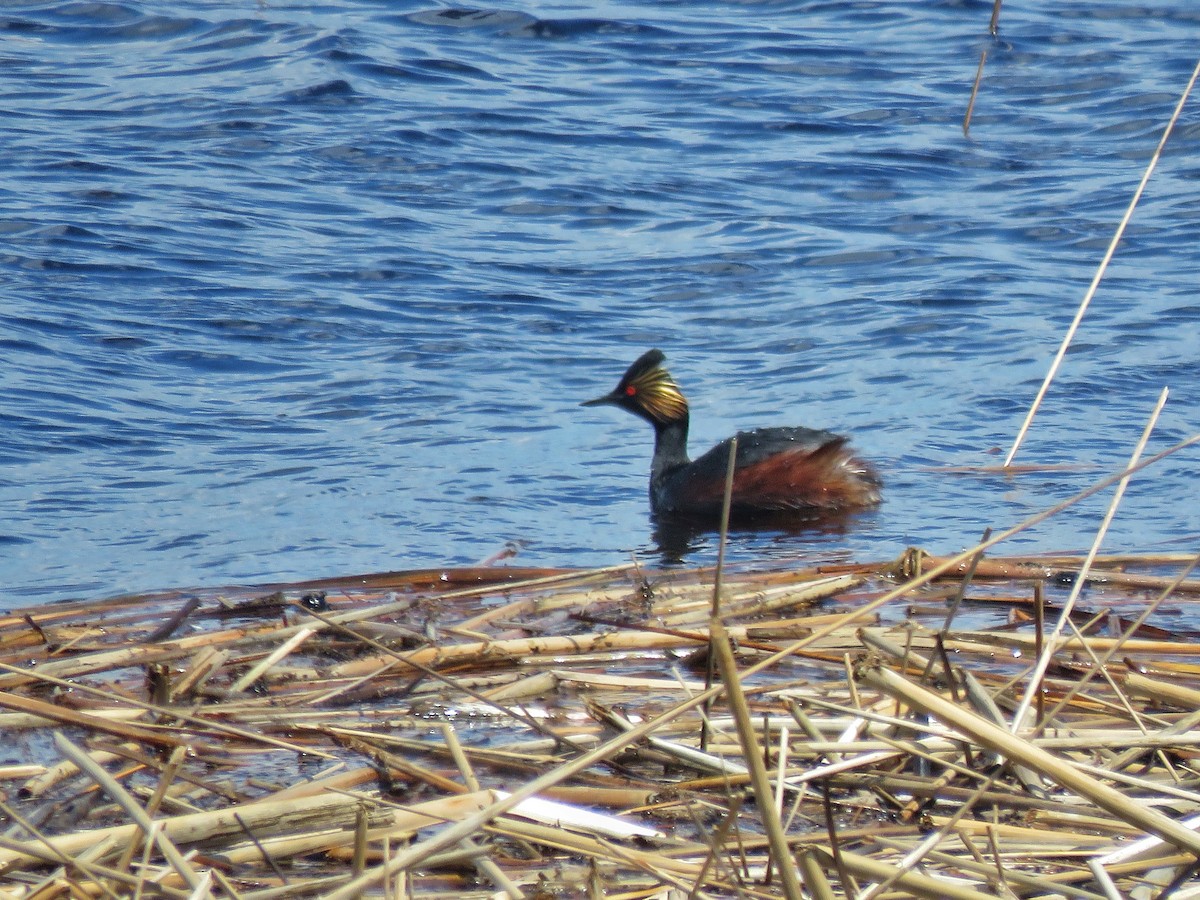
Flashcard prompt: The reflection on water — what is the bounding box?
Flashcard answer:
[651,509,873,567]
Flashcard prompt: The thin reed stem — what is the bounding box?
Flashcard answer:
[1004,60,1200,466]
[964,50,987,137]
[1009,388,1167,731]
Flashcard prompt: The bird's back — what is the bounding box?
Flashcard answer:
[653,426,881,518]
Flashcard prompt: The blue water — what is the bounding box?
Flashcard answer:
[3,0,1199,603]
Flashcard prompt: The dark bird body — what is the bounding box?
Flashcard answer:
[583,349,881,520]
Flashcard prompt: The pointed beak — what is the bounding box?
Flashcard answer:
[581,391,619,408]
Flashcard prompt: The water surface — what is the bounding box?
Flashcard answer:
[3,0,1199,601]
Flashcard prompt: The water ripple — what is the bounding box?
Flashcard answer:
[2,0,1198,601]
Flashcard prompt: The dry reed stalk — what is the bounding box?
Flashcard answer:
[478,669,558,702]
[331,733,470,795]
[596,704,748,778]
[1010,391,1167,731]
[1035,551,1200,737]
[0,568,629,686]
[858,662,1200,855]
[910,550,1200,586]
[20,743,140,799]
[808,844,1000,900]
[53,733,205,892]
[327,729,598,780]
[0,765,44,782]
[713,434,738,619]
[321,629,704,680]
[1123,670,1200,710]
[871,839,1107,900]
[456,595,538,630]
[281,565,580,592]
[0,691,188,749]
[251,767,373,804]
[228,626,315,693]
[114,745,189,880]
[0,623,275,686]
[0,788,436,868]
[297,610,618,758]
[200,825,372,867]
[928,817,1118,846]
[533,785,660,810]
[859,770,1008,900]
[0,799,141,899]
[945,631,1200,656]
[0,591,168,629]
[22,837,128,900]
[462,836,527,899]
[0,660,335,759]
[491,790,662,841]
[323,685,724,899]
[483,816,708,880]
[912,549,1195,571]
[963,50,986,137]
[658,575,861,627]
[168,646,230,701]
[437,722,480,794]
[552,669,708,693]
[710,618,804,900]
[1107,708,1200,776]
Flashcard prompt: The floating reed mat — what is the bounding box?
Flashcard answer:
[2,551,1200,898]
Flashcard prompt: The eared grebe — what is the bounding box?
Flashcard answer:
[582,349,881,520]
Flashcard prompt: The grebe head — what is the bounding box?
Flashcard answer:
[582,349,689,427]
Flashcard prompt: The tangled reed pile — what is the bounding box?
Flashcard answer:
[2,549,1200,898]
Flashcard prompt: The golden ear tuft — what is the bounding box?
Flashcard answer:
[628,364,688,424]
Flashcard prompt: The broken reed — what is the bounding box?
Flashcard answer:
[1,549,1200,897]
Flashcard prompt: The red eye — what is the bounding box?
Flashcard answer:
[625,385,637,396]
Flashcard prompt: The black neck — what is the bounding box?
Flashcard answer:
[650,417,691,480]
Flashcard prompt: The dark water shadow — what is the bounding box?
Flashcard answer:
[650,508,874,566]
